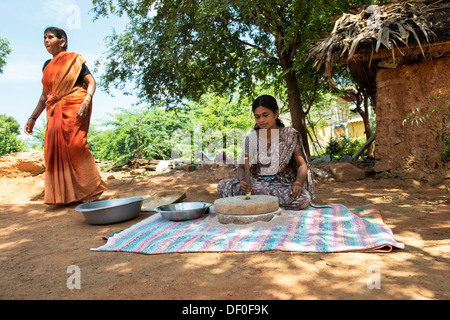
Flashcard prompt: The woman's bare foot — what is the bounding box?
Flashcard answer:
[81,192,103,203]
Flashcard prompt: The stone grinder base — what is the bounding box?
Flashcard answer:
[216,208,282,224]
[213,195,280,225]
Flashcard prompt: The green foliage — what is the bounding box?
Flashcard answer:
[187,94,254,160]
[88,93,254,167]
[347,138,367,156]
[429,91,449,164]
[0,114,26,156]
[91,0,381,157]
[0,37,12,74]
[88,107,188,166]
[19,92,254,167]
[323,137,366,159]
[324,138,348,159]
[91,0,375,111]
[93,0,263,105]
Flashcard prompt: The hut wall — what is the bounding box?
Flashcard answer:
[374,56,449,183]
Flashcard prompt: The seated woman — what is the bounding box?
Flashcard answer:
[217,95,314,210]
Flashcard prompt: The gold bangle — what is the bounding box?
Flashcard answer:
[292,181,302,187]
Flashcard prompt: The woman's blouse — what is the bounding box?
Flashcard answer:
[244,127,305,180]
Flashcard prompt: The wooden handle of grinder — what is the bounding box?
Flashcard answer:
[244,155,251,199]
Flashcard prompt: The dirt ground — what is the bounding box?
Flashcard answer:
[0,164,448,300]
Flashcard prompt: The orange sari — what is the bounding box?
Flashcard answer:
[42,52,107,205]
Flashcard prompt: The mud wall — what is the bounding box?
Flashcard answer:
[374,56,449,183]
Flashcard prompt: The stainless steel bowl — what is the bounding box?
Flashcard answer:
[75,196,148,225]
[155,202,212,221]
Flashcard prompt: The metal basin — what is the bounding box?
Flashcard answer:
[155,202,212,221]
[75,196,148,225]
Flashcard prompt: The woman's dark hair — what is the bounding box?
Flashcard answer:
[44,27,68,51]
[252,95,285,129]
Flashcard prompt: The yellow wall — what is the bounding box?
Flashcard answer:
[308,120,366,154]
[348,121,365,139]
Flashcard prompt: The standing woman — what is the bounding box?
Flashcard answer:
[24,27,107,206]
[217,95,314,210]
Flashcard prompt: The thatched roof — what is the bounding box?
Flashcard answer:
[309,0,450,88]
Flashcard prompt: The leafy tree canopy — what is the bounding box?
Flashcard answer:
[0,37,12,74]
[92,0,386,155]
[93,0,372,100]
[86,92,254,166]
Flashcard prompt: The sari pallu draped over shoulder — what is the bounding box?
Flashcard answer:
[42,52,107,205]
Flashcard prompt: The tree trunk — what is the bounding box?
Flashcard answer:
[287,76,310,158]
[348,88,374,158]
[275,31,311,157]
[362,95,374,157]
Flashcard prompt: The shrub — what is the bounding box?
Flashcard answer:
[0,114,26,156]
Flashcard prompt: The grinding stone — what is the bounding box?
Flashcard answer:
[214,195,279,216]
[216,208,281,225]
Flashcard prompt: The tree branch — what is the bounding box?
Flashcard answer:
[236,38,276,60]
[305,73,319,115]
[289,31,298,60]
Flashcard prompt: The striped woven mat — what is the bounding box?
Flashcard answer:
[91,204,404,254]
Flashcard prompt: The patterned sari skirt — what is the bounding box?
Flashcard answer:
[217,171,313,210]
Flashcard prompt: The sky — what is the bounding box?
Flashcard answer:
[0,0,142,140]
